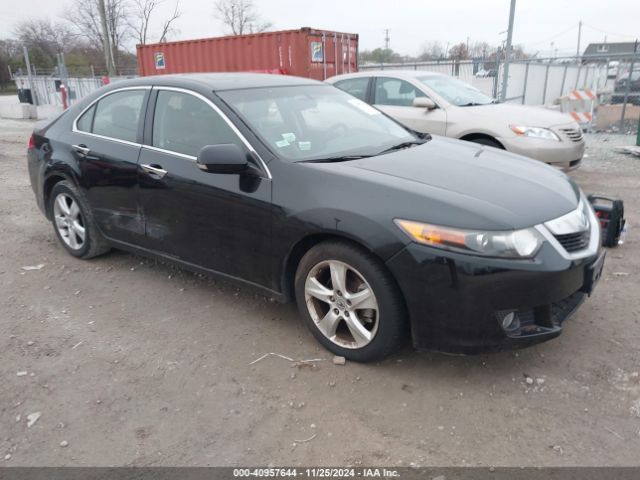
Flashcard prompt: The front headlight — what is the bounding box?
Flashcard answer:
[394,219,544,258]
[510,125,560,141]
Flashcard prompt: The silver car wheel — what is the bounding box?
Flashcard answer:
[53,193,85,250]
[304,260,379,349]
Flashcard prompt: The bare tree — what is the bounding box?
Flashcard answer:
[418,41,445,61]
[14,19,74,55]
[468,41,493,59]
[449,42,470,60]
[214,0,272,36]
[67,0,129,68]
[128,0,181,45]
[14,19,75,67]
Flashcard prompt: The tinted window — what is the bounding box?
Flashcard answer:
[76,104,95,132]
[92,90,145,142]
[334,77,369,101]
[374,78,426,107]
[152,90,242,157]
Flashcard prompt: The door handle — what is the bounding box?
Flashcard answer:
[72,144,91,157]
[141,163,168,178]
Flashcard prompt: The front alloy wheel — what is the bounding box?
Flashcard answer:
[304,260,379,349]
[295,241,407,362]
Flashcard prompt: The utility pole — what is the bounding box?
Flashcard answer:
[384,29,390,50]
[576,20,582,59]
[98,0,116,76]
[500,0,516,102]
[23,46,38,106]
[620,39,638,131]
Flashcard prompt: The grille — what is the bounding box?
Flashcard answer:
[559,128,584,143]
[554,230,590,252]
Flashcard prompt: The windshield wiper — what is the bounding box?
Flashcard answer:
[459,102,489,107]
[377,140,427,155]
[298,155,373,163]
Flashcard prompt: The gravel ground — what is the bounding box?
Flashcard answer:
[1,118,639,467]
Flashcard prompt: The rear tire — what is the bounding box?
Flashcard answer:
[294,241,407,362]
[48,180,110,259]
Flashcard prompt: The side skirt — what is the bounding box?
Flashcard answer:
[105,237,288,303]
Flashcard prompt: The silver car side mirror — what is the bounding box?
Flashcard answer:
[413,97,437,110]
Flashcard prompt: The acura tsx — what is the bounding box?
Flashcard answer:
[27,73,605,362]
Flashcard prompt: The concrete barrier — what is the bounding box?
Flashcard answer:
[596,104,640,130]
[0,103,36,119]
[36,105,64,120]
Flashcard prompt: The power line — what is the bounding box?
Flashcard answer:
[581,23,638,40]
[527,23,578,47]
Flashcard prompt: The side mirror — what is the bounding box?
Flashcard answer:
[413,97,437,110]
[196,144,248,174]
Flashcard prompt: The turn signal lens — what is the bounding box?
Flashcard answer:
[394,219,543,259]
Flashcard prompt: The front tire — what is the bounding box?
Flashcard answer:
[48,180,110,259]
[294,241,407,362]
[468,137,504,149]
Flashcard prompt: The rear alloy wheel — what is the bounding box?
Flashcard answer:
[295,241,407,362]
[53,193,86,251]
[48,180,110,259]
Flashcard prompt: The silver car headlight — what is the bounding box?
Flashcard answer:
[394,219,544,258]
[510,125,560,141]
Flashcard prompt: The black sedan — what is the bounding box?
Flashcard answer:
[27,73,605,362]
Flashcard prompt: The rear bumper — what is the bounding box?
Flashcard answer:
[27,148,47,216]
[386,242,603,354]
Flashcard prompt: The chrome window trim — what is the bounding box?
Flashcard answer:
[535,197,601,261]
[143,144,196,161]
[150,86,272,179]
[71,86,151,147]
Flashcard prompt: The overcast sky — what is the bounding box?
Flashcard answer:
[1,0,638,57]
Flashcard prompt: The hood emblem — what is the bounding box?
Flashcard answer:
[544,202,590,235]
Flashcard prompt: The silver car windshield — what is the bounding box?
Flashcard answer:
[419,76,494,107]
[218,85,417,162]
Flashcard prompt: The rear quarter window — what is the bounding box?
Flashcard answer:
[75,104,95,132]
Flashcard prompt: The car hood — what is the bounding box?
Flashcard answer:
[314,136,580,231]
[461,103,577,128]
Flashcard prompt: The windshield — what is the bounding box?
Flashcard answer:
[418,76,494,106]
[218,85,417,162]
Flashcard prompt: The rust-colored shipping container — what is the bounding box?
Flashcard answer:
[136,27,358,80]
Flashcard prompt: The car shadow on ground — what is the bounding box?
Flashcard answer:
[93,247,553,382]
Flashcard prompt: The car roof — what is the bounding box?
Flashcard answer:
[328,70,448,82]
[111,73,323,91]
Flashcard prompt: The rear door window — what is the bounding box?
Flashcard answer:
[333,77,370,102]
[374,77,426,107]
[91,90,146,143]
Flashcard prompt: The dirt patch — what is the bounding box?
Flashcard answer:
[1,119,639,466]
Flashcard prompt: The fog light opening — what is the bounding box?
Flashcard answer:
[501,311,520,332]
